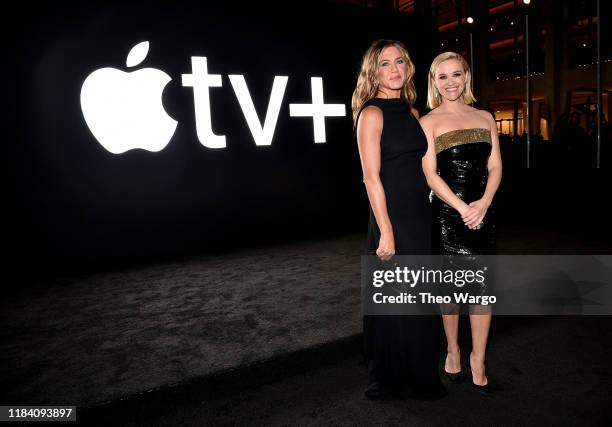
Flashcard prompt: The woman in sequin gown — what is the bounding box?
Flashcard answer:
[419,52,502,394]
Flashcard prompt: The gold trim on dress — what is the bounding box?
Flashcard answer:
[434,128,491,154]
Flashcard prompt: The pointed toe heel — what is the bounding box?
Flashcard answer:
[472,381,494,397]
[443,369,464,384]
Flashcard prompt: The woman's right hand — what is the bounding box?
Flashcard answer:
[376,232,395,261]
[459,204,480,230]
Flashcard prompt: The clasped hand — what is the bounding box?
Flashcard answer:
[461,199,489,230]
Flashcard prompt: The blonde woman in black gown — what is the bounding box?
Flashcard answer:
[420,52,502,394]
[353,40,445,400]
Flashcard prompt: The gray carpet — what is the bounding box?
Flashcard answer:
[1,225,610,410]
[99,316,611,426]
[1,236,363,406]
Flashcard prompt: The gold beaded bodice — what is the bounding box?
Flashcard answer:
[434,128,491,154]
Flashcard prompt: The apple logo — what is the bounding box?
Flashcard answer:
[80,41,178,154]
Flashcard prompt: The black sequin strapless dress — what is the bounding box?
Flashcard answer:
[432,128,495,256]
[432,129,495,305]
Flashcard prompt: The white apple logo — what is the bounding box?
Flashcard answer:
[80,41,178,154]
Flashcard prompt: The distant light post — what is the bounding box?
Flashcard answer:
[596,0,601,168]
[523,0,532,168]
[467,16,475,78]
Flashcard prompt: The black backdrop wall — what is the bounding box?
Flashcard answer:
[8,1,434,283]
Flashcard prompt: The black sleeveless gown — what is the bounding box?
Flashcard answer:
[359,98,445,399]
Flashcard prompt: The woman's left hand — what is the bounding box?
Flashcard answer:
[462,199,489,230]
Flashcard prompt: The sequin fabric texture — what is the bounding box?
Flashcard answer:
[432,128,495,303]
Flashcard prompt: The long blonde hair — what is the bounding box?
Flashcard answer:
[426,51,476,109]
[351,39,417,126]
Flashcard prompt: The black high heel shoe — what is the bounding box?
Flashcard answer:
[365,381,385,400]
[469,364,493,396]
[443,369,464,384]
[444,353,463,384]
[471,381,493,396]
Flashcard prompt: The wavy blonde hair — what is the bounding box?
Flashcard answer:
[426,51,476,109]
[351,39,417,126]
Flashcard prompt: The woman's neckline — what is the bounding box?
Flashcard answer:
[434,128,490,141]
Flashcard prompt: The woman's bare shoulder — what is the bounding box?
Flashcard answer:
[360,104,383,118]
[473,108,495,122]
[419,109,444,126]
[358,105,383,124]
[357,105,384,134]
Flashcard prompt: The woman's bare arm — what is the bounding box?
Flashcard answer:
[420,115,473,218]
[463,111,503,228]
[357,106,395,259]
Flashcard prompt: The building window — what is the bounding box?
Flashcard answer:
[567,0,609,68]
[487,0,545,82]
